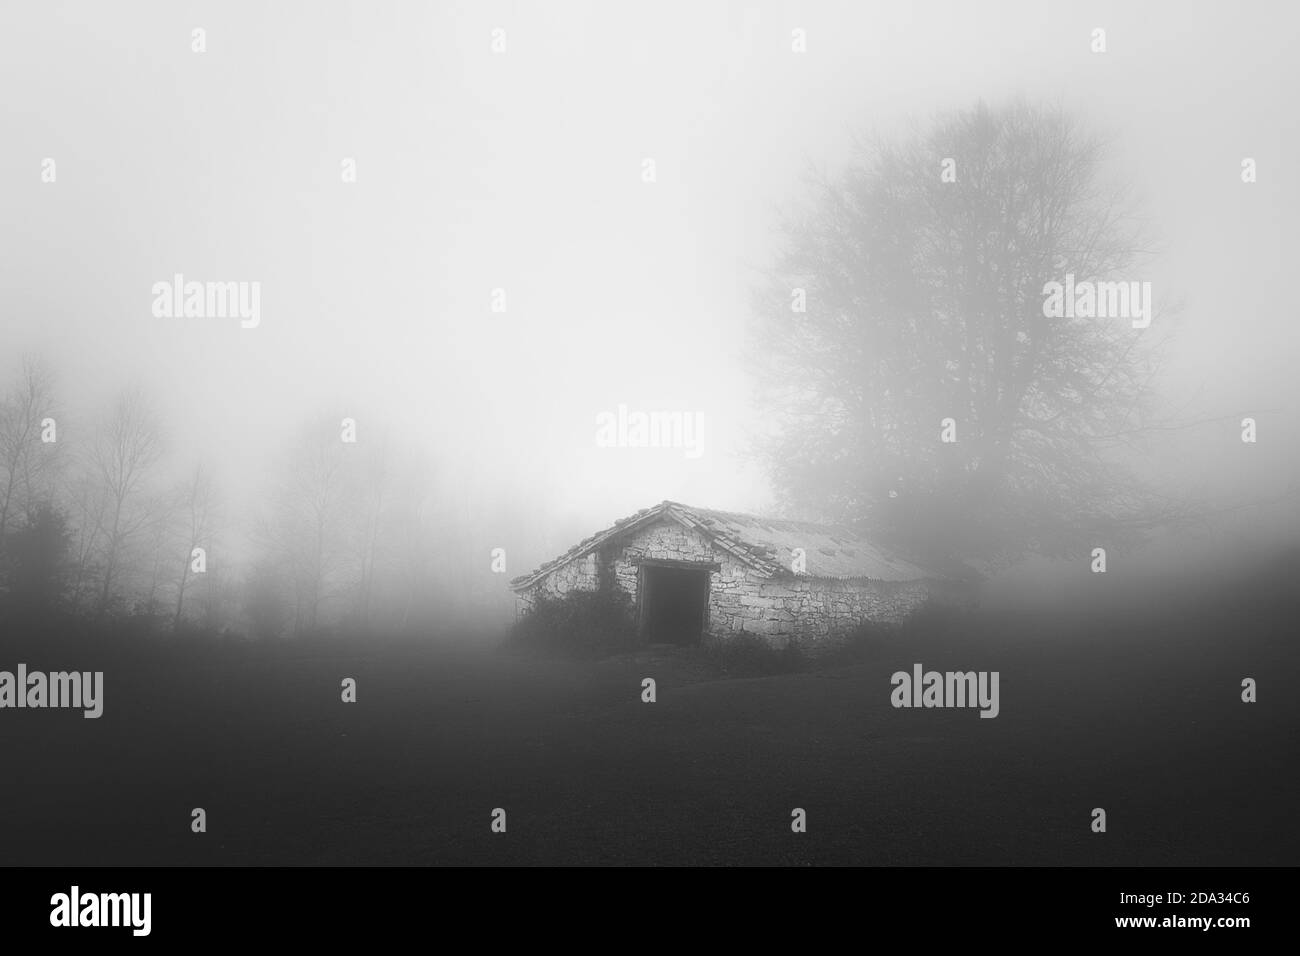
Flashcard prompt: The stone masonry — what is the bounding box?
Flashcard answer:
[513,507,969,646]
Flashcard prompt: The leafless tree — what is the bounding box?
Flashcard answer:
[172,462,219,629]
[66,468,109,608]
[257,420,351,634]
[0,358,60,545]
[752,100,1182,568]
[88,386,164,615]
[348,435,390,628]
[143,490,179,611]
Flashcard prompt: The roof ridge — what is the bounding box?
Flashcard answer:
[509,499,955,592]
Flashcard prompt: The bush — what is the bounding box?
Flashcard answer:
[815,598,959,667]
[0,505,74,614]
[508,589,638,658]
[704,632,808,678]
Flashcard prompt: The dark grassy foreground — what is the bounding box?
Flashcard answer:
[1,568,1297,867]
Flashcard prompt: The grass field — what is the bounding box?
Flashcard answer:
[2,559,1297,867]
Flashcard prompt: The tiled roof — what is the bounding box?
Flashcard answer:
[508,500,951,591]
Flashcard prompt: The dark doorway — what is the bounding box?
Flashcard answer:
[640,564,710,645]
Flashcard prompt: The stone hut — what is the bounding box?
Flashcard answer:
[508,500,974,646]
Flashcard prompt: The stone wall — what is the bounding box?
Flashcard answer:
[705,576,933,643]
[516,516,959,645]
[623,525,753,640]
[514,552,598,615]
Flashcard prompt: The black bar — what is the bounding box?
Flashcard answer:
[2,866,1286,943]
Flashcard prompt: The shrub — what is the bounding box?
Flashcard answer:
[815,598,959,667]
[508,588,638,658]
[0,505,74,614]
[704,632,808,678]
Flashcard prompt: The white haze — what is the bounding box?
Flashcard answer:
[2,0,1296,600]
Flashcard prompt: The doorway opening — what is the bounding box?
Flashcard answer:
[639,564,710,645]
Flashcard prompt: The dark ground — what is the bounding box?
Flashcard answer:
[1,563,1297,866]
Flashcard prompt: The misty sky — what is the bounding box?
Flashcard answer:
[3,0,1296,572]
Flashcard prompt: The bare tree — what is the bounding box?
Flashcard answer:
[752,100,1180,568]
[67,468,109,608]
[172,462,219,629]
[347,436,390,628]
[0,358,59,545]
[258,420,351,634]
[89,386,164,615]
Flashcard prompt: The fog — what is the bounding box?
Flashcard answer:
[2,1,1297,632]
